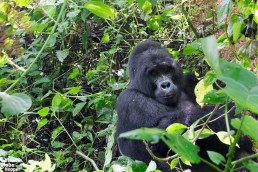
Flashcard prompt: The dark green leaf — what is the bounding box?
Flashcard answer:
[202,90,228,104]
[73,102,86,117]
[163,133,200,163]
[137,0,147,9]
[119,128,165,144]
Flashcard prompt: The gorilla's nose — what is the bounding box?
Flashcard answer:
[161,81,171,89]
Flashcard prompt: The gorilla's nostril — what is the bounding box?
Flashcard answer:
[161,82,171,89]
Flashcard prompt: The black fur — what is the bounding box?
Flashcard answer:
[116,40,252,172]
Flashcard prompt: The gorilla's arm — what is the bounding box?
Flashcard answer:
[116,89,186,132]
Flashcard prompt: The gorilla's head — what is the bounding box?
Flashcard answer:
[128,40,184,105]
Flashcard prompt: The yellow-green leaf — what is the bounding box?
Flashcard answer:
[194,79,213,106]
[84,1,115,20]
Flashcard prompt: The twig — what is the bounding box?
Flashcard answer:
[193,104,220,142]
[76,150,99,170]
[180,2,199,38]
[5,1,68,93]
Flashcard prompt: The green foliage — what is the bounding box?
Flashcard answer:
[84,1,116,20]
[0,0,257,171]
[120,128,201,164]
[0,92,32,117]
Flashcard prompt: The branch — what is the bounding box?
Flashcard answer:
[5,1,68,93]
[76,151,99,170]
[180,2,199,38]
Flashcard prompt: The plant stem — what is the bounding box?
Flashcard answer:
[232,153,258,166]
[76,150,99,170]
[53,113,99,170]
[5,1,68,93]
[201,158,223,172]
[224,113,246,172]
[181,2,199,38]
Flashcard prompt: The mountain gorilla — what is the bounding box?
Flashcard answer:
[116,40,252,171]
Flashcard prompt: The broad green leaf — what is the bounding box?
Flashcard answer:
[84,1,115,20]
[231,116,258,141]
[68,68,79,80]
[56,49,69,63]
[46,33,58,47]
[166,123,187,134]
[51,141,66,148]
[66,10,80,18]
[73,102,86,117]
[52,126,63,140]
[37,118,48,131]
[194,79,213,106]
[218,76,258,114]
[243,160,258,172]
[33,77,50,86]
[51,93,62,111]
[38,107,50,117]
[66,86,82,95]
[163,133,200,163]
[203,71,217,86]
[201,36,220,74]
[137,0,147,9]
[119,128,164,144]
[207,151,226,165]
[42,5,56,17]
[0,92,32,117]
[233,21,243,43]
[183,45,201,55]
[29,21,48,33]
[147,15,162,31]
[202,90,227,104]
[217,0,233,23]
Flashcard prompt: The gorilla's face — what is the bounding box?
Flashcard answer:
[148,65,182,105]
[128,40,184,106]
